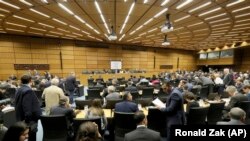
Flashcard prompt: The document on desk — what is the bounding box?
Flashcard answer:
[152,98,165,108]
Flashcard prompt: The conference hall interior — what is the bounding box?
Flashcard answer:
[0,0,250,141]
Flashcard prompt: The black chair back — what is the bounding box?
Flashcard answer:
[186,107,209,125]
[87,89,101,100]
[142,87,154,98]
[106,99,123,110]
[136,98,153,107]
[5,88,16,105]
[114,112,136,138]
[147,108,167,137]
[73,117,102,138]
[75,99,92,109]
[3,109,16,128]
[87,79,94,87]
[207,102,225,124]
[239,101,250,124]
[190,88,199,96]
[200,86,209,99]
[40,115,68,141]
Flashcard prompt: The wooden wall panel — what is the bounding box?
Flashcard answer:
[0,34,197,80]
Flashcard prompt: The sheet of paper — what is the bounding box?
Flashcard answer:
[152,98,165,108]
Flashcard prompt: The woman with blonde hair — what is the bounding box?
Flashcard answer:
[85,99,107,133]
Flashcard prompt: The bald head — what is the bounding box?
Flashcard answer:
[229,107,246,120]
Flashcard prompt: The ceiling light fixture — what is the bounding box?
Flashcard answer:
[57,28,69,33]
[226,0,245,7]
[199,7,221,16]
[69,25,80,31]
[162,35,170,46]
[143,0,148,4]
[161,14,173,33]
[19,0,33,6]
[30,8,50,18]
[52,18,67,25]
[0,8,9,13]
[30,27,46,31]
[176,0,193,9]
[94,0,110,34]
[41,0,48,4]
[161,0,170,6]
[119,34,125,41]
[5,22,26,27]
[205,13,226,20]
[232,5,250,13]
[0,0,20,9]
[188,1,211,13]
[38,22,54,28]
[120,2,135,34]
[174,15,190,22]
[187,22,203,27]
[13,15,34,22]
[58,3,74,15]
[108,26,117,41]
[74,15,85,24]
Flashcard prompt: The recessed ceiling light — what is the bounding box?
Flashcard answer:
[189,1,211,13]
[199,7,221,16]
[226,0,245,7]
[57,28,69,33]
[161,0,170,6]
[52,18,67,25]
[232,5,250,13]
[119,2,135,34]
[209,18,230,24]
[187,22,203,27]
[205,13,227,20]
[0,0,20,9]
[235,13,250,18]
[0,8,10,13]
[58,3,74,15]
[13,15,35,22]
[38,22,54,28]
[30,27,46,32]
[49,31,63,35]
[19,0,33,6]
[30,8,50,18]
[69,25,80,31]
[174,15,190,22]
[176,0,193,9]
[6,28,24,32]
[5,22,26,28]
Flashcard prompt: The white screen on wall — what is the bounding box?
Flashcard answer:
[110,61,122,70]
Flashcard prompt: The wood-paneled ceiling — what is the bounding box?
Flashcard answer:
[0,0,249,50]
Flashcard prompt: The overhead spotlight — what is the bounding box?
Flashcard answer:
[162,35,170,46]
[161,14,174,33]
[108,26,117,41]
[41,0,48,3]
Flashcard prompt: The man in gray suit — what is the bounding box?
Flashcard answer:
[124,110,161,141]
[217,107,246,125]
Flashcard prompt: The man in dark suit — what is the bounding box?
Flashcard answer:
[50,97,80,139]
[157,82,185,141]
[125,81,138,94]
[223,68,235,87]
[115,91,138,113]
[15,75,42,141]
[124,110,161,141]
[217,107,246,125]
[65,72,78,104]
[223,86,248,119]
